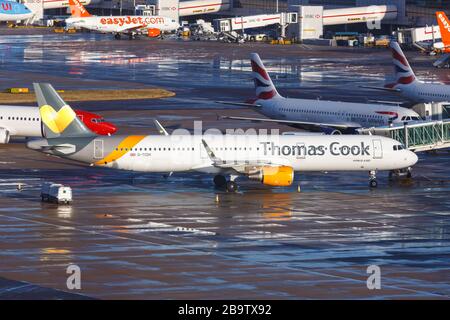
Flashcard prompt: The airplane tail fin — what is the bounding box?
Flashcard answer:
[385,41,417,89]
[33,83,96,139]
[436,11,450,47]
[250,53,281,100]
[68,0,92,18]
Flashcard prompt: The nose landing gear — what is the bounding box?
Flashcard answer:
[369,170,378,188]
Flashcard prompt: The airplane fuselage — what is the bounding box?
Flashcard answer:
[66,15,180,34]
[27,134,418,173]
[0,105,116,143]
[397,81,450,103]
[256,96,421,128]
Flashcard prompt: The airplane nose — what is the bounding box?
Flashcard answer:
[407,151,418,166]
[105,122,118,135]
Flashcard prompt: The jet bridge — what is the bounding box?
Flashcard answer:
[358,120,450,152]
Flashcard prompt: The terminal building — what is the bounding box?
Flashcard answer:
[48,0,448,38]
[80,0,448,27]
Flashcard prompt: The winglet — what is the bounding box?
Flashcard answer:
[201,139,221,164]
[153,119,169,136]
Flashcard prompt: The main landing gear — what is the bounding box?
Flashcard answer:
[214,175,238,192]
[114,33,121,40]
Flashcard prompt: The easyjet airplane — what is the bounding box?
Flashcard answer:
[0,105,117,143]
[364,41,450,103]
[26,83,418,190]
[433,11,450,53]
[219,53,421,134]
[65,0,180,39]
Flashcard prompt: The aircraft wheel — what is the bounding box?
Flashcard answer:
[406,167,412,179]
[226,181,238,193]
[369,179,378,188]
[114,34,121,40]
[213,175,227,187]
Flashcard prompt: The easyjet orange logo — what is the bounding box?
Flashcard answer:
[99,16,164,27]
[438,13,450,32]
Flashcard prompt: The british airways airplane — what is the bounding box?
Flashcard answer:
[219,53,421,134]
[0,0,34,22]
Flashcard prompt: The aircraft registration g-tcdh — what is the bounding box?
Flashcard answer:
[219,53,421,134]
[0,105,117,143]
[26,83,418,191]
[65,0,180,39]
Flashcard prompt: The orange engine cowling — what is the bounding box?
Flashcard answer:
[147,28,161,38]
[249,166,294,187]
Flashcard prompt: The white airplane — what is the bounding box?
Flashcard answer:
[363,41,450,103]
[219,53,421,134]
[26,83,418,191]
[65,0,180,39]
[0,105,117,143]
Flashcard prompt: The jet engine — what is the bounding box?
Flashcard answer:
[0,128,10,144]
[249,166,294,187]
[319,126,342,135]
[147,28,161,38]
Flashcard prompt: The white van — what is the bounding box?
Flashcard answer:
[41,183,72,204]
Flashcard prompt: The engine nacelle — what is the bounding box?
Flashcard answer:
[0,128,10,144]
[319,126,342,135]
[249,166,294,187]
[147,28,161,38]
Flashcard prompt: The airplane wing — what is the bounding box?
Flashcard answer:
[359,85,402,92]
[200,139,290,174]
[367,100,402,105]
[116,24,147,34]
[216,101,263,108]
[219,115,352,129]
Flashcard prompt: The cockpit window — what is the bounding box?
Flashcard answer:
[393,144,405,151]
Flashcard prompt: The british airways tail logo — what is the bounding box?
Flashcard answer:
[390,44,416,86]
[251,58,277,100]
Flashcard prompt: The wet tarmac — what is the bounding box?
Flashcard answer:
[0,29,449,299]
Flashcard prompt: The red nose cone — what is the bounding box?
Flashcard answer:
[104,122,117,135]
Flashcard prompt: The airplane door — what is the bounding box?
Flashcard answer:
[296,142,306,159]
[94,139,104,159]
[372,139,383,159]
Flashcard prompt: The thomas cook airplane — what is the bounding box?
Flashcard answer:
[219,53,421,134]
[27,83,418,190]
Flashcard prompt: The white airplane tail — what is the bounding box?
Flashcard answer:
[385,41,418,89]
[250,53,281,100]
